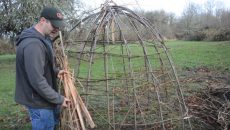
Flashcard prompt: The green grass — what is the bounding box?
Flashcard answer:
[69,40,230,80]
[167,40,230,71]
[1,40,230,128]
[0,54,16,64]
[0,55,30,129]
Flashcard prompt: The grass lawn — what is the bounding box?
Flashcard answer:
[167,40,230,71]
[0,55,30,130]
[0,40,229,129]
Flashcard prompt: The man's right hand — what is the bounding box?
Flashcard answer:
[62,97,71,107]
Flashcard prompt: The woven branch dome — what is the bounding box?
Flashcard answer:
[61,1,192,130]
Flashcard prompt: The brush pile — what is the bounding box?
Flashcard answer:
[186,87,230,130]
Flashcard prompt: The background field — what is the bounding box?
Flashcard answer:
[0,40,229,129]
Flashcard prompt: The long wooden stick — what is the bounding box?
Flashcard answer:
[59,31,95,129]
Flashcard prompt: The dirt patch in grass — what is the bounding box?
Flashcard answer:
[179,67,230,91]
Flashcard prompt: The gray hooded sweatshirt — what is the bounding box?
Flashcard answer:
[15,27,64,108]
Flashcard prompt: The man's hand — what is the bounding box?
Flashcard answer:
[58,70,67,80]
[62,98,71,107]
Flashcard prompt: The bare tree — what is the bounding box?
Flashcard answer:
[216,9,230,29]
[181,2,200,35]
[141,10,176,39]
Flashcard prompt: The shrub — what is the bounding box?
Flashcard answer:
[0,39,15,55]
[186,31,206,41]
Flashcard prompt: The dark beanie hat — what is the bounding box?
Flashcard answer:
[40,7,65,28]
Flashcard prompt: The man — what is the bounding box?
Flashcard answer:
[15,7,69,130]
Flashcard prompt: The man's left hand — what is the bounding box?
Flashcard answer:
[58,70,67,80]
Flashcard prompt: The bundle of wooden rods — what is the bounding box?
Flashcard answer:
[58,31,95,130]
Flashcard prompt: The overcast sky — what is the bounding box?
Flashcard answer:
[82,0,230,16]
